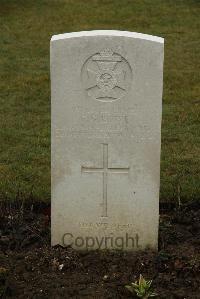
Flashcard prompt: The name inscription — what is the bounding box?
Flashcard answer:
[54,107,155,141]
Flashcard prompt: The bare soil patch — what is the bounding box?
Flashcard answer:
[0,201,200,298]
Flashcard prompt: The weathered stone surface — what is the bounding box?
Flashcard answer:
[51,30,164,250]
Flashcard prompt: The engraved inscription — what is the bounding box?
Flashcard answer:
[81,49,132,102]
[81,144,130,217]
[79,222,135,230]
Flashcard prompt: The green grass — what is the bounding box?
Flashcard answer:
[0,0,199,202]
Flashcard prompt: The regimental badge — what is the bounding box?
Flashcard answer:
[81,49,132,102]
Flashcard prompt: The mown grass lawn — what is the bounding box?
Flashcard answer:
[0,0,199,202]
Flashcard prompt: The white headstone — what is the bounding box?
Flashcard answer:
[51,30,164,251]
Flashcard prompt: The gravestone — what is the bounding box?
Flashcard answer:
[51,30,164,250]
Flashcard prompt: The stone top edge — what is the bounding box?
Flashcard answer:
[51,30,164,43]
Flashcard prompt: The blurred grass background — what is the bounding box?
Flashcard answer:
[0,0,199,202]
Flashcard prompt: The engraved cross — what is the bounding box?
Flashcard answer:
[81,144,129,217]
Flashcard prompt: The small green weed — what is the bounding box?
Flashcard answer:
[125,274,157,298]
